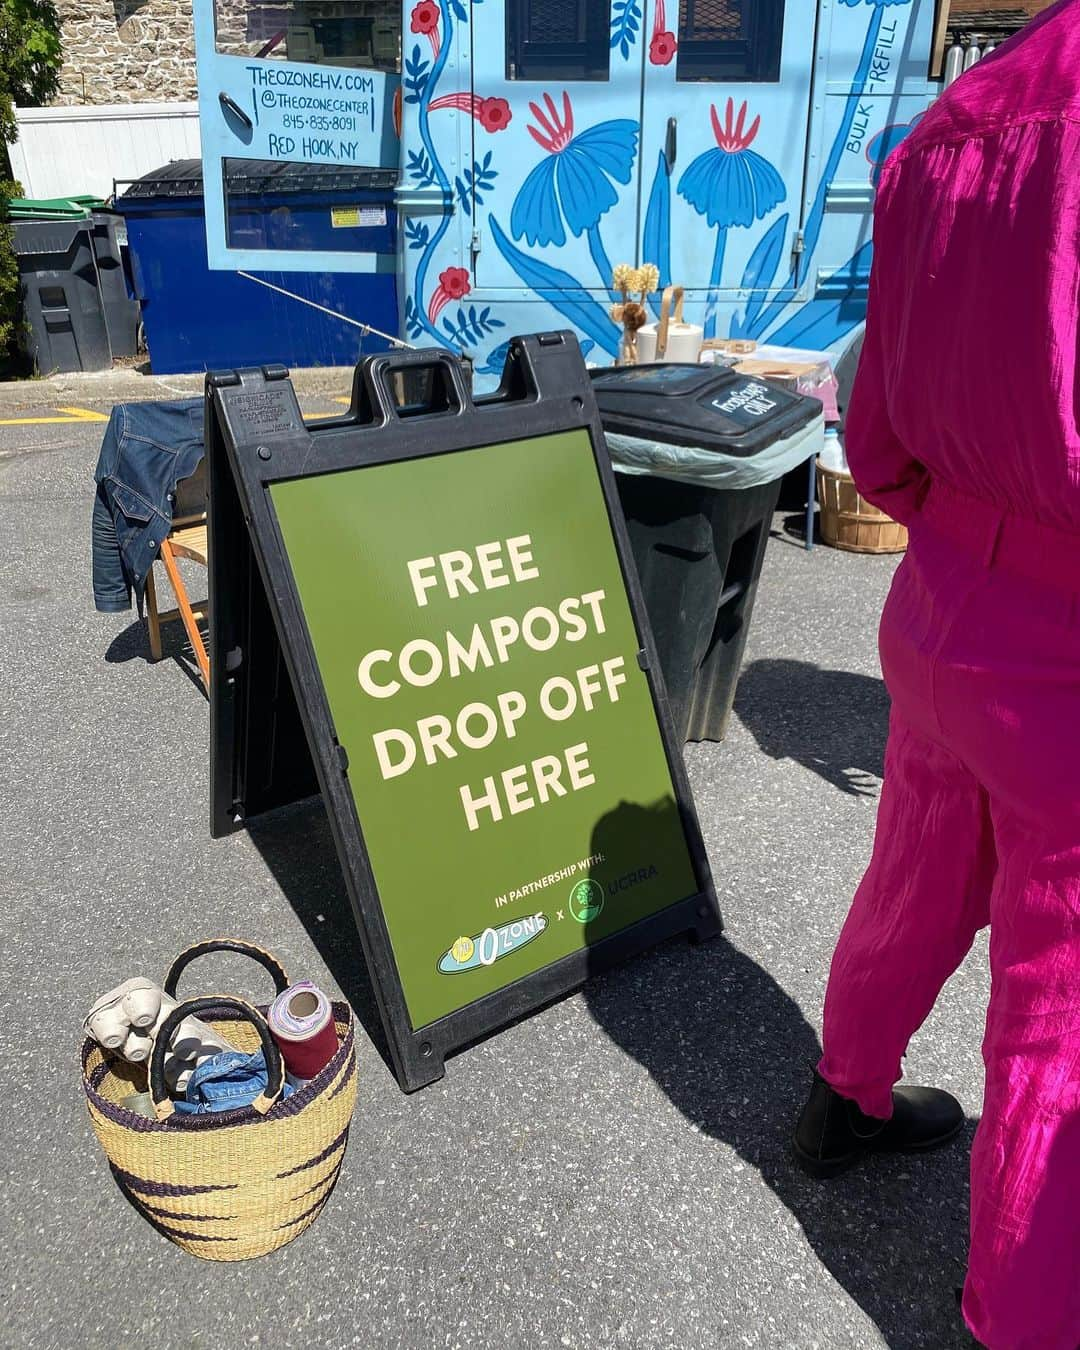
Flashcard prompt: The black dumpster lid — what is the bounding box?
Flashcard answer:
[117,158,398,200]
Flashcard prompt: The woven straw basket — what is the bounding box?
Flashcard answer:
[817,460,908,554]
[82,940,357,1261]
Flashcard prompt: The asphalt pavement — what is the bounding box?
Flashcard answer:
[0,375,988,1350]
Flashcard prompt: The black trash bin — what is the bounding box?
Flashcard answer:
[12,216,111,374]
[90,209,140,358]
[591,363,824,742]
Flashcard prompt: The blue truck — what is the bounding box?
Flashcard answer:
[191,0,1010,386]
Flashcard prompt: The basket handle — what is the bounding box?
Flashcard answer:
[655,285,684,360]
[163,939,290,1000]
[149,995,285,1122]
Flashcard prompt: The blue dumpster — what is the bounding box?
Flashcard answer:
[114,159,398,375]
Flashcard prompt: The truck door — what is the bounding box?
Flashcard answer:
[194,0,400,272]
[639,1,816,338]
[469,0,646,308]
[465,1,818,351]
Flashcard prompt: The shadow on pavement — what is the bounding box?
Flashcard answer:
[583,799,973,1350]
[734,658,890,795]
[772,511,819,549]
[242,779,972,1344]
[105,614,207,698]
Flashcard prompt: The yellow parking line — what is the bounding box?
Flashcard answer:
[305,398,352,420]
[0,416,77,425]
[0,405,109,426]
[57,406,109,422]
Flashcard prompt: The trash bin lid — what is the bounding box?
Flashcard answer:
[590,363,822,458]
[3,195,105,221]
[116,158,398,201]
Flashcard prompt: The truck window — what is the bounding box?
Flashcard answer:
[506,0,611,82]
[675,0,784,83]
[214,0,401,73]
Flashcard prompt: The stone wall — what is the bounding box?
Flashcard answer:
[52,2,400,105]
[53,0,197,106]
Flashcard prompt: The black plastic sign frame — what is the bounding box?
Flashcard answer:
[207,334,722,1092]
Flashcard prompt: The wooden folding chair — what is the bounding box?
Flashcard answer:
[145,512,210,689]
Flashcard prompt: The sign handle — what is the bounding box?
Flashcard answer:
[363,349,474,421]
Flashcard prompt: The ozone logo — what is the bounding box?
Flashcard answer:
[437,913,549,974]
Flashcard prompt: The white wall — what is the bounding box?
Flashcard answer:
[10,101,201,201]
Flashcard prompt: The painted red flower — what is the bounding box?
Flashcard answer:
[648,0,677,64]
[713,98,761,152]
[428,266,471,323]
[650,30,676,64]
[440,267,470,300]
[526,91,574,153]
[428,92,513,134]
[477,97,511,133]
[410,1,439,35]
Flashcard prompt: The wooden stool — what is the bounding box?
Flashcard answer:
[145,513,210,689]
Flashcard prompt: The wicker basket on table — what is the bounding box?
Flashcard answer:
[816,460,909,554]
[81,939,357,1261]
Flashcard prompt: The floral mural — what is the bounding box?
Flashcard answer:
[677,100,786,339]
[611,0,643,60]
[734,0,916,345]
[648,0,676,66]
[401,0,509,347]
[399,0,921,376]
[510,93,639,294]
[866,112,924,184]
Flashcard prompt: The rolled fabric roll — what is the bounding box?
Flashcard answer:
[268,982,338,1081]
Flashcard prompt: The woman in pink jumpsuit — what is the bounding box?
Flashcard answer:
[792,4,1080,1347]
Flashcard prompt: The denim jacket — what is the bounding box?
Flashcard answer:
[172,1048,294,1116]
[92,399,206,612]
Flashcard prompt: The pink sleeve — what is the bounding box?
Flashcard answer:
[844,164,929,527]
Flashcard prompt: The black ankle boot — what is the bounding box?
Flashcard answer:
[793,1070,964,1178]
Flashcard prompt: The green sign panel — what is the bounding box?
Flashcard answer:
[208,342,718,1091]
[271,430,699,1028]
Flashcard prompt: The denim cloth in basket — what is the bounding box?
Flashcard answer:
[91,398,205,613]
[172,1048,295,1116]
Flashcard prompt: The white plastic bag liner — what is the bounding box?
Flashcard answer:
[605,413,825,490]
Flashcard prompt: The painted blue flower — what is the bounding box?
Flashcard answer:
[838,0,910,6]
[678,100,785,230]
[477,336,593,377]
[677,100,786,339]
[510,92,639,249]
[866,112,924,182]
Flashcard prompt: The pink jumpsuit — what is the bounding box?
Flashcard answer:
[815,4,1080,1347]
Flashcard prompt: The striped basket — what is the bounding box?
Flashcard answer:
[81,941,357,1261]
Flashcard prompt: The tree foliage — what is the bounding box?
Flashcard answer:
[0,1,62,357]
[0,0,61,144]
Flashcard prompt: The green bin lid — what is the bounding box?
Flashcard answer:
[3,195,107,221]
